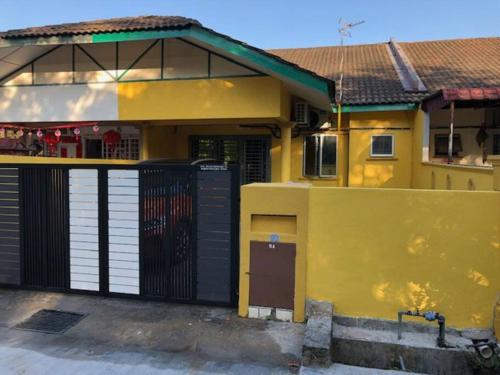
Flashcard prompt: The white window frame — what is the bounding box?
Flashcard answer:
[370,134,395,157]
[302,134,338,178]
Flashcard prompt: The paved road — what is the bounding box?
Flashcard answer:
[0,344,289,375]
[0,344,419,375]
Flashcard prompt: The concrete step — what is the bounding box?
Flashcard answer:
[300,363,425,374]
[330,321,497,374]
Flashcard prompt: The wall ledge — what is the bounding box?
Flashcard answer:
[421,161,493,173]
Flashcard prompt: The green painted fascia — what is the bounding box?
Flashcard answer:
[332,103,417,113]
[91,29,190,43]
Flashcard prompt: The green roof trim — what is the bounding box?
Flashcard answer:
[91,29,189,43]
[333,103,417,113]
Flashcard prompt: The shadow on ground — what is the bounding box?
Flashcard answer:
[0,288,304,371]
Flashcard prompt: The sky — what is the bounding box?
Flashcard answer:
[0,0,498,49]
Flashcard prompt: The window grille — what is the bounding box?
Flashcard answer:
[103,137,140,160]
[191,136,270,184]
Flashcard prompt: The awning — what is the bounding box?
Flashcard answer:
[422,87,500,112]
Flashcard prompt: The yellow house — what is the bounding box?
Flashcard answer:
[0,18,498,191]
[0,16,498,332]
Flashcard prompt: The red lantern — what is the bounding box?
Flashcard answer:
[44,132,61,155]
[103,130,121,152]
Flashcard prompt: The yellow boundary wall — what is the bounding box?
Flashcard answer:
[239,183,500,330]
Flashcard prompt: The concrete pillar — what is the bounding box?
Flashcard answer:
[490,156,500,191]
[280,123,293,182]
[141,124,150,161]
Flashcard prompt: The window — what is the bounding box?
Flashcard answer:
[83,136,140,160]
[370,135,394,157]
[434,134,462,156]
[493,134,500,155]
[103,137,140,160]
[303,135,337,177]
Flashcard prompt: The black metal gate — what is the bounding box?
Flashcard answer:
[20,167,69,290]
[140,164,239,305]
[1,163,239,307]
[140,167,195,301]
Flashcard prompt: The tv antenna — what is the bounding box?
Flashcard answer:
[337,19,365,104]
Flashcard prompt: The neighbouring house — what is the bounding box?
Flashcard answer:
[0,16,498,332]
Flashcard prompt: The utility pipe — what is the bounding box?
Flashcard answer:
[448,101,455,164]
[280,123,292,182]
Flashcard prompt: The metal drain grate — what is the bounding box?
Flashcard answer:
[14,309,86,334]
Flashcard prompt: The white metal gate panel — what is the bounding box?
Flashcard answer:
[108,170,139,294]
[69,169,99,291]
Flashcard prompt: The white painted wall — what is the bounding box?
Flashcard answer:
[69,169,100,291]
[108,169,140,295]
[0,83,118,122]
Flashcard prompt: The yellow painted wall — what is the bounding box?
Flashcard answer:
[239,184,500,329]
[495,300,500,340]
[0,155,138,165]
[411,109,495,191]
[239,183,309,322]
[348,111,414,188]
[118,76,290,122]
[307,187,500,329]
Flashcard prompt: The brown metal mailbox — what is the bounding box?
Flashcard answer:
[249,241,296,309]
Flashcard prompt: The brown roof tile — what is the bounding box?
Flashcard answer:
[400,38,500,92]
[269,37,500,106]
[269,43,423,106]
[0,16,201,39]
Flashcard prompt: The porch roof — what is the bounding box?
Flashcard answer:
[0,16,335,111]
[421,87,500,112]
[0,16,201,38]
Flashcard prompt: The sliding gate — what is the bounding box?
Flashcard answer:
[0,163,239,306]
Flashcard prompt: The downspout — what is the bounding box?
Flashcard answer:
[448,101,455,164]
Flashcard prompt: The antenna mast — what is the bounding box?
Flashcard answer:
[337,19,365,105]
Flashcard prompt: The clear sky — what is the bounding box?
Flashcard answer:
[0,0,498,49]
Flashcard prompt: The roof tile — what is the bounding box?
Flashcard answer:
[269,37,500,106]
[0,16,201,39]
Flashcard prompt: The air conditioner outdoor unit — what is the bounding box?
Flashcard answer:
[294,102,309,124]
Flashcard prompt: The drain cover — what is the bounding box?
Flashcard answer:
[15,309,86,334]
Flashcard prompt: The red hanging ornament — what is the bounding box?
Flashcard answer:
[92,124,100,135]
[54,129,62,141]
[103,130,121,152]
[44,132,62,155]
[73,128,81,141]
[36,129,44,139]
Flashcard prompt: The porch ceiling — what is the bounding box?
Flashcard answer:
[0,45,53,83]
